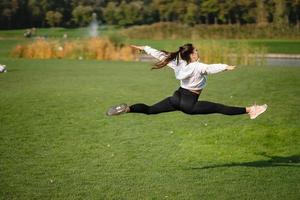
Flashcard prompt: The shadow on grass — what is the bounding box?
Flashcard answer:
[190,154,300,170]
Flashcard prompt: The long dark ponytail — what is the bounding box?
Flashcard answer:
[152,43,194,70]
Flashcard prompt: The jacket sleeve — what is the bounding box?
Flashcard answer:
[196,62,228,74]
[144,46,179,69]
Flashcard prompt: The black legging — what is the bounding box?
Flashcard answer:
[129,87,246,115]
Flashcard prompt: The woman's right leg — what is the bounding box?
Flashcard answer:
[107,89,180,116]
[129,96,177,114]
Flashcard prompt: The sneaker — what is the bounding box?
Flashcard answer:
[106,103,129,116]
[249,104,268,119]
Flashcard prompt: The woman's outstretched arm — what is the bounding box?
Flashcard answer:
[130,45,145,51]
[196,62,236,74]
[131,45,181,69]
[131,45,166,60]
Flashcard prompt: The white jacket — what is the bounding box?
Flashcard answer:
[144,46,228,90]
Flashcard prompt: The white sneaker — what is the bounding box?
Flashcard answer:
[106,103,129,116]
[249,104,268,119]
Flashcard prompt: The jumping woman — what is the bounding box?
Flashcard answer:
[106,44,267,119]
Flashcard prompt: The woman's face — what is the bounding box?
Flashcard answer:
[190,48,199,62]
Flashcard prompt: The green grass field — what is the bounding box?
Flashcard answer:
[0,57,299,199]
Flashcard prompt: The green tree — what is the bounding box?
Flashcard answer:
[27,0,50,26]
[201,0,219,24]
[46,11,63,27]
[182,2,200,25]
[2,8,13,27]
[151,0,199,24]
[286,0,300,24]
[0,0,299,29]
[102,2,118,25]
[255,0,269,26]
[273,0,288,26]
[118,1,144,26]
[141,3,159,24]
[217,0,241,24]
[103,1,144,27]
[72,5,93,26]
[151,0,174,21]
[0,0,20,28]
[239,0,256,24]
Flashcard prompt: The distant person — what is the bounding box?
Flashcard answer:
[24,29,32,38]
[0,64,7,73]
[23,28,36,38]
[106,44,267,119]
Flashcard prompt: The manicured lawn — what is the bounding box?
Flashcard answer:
[0,57,299,199]
[247,39,300,54]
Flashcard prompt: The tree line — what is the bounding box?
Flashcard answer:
[1,0,299,29]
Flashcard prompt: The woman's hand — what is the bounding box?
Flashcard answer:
[226,65,236,71]
[130,45,145,51]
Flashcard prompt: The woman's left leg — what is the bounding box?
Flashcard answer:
[190,100,246,115]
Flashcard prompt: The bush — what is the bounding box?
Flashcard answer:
[106,32,126,47]
[10,37,266,65]
[11,37,137,61]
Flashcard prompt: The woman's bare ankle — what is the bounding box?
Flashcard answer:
[246,106,251,113]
